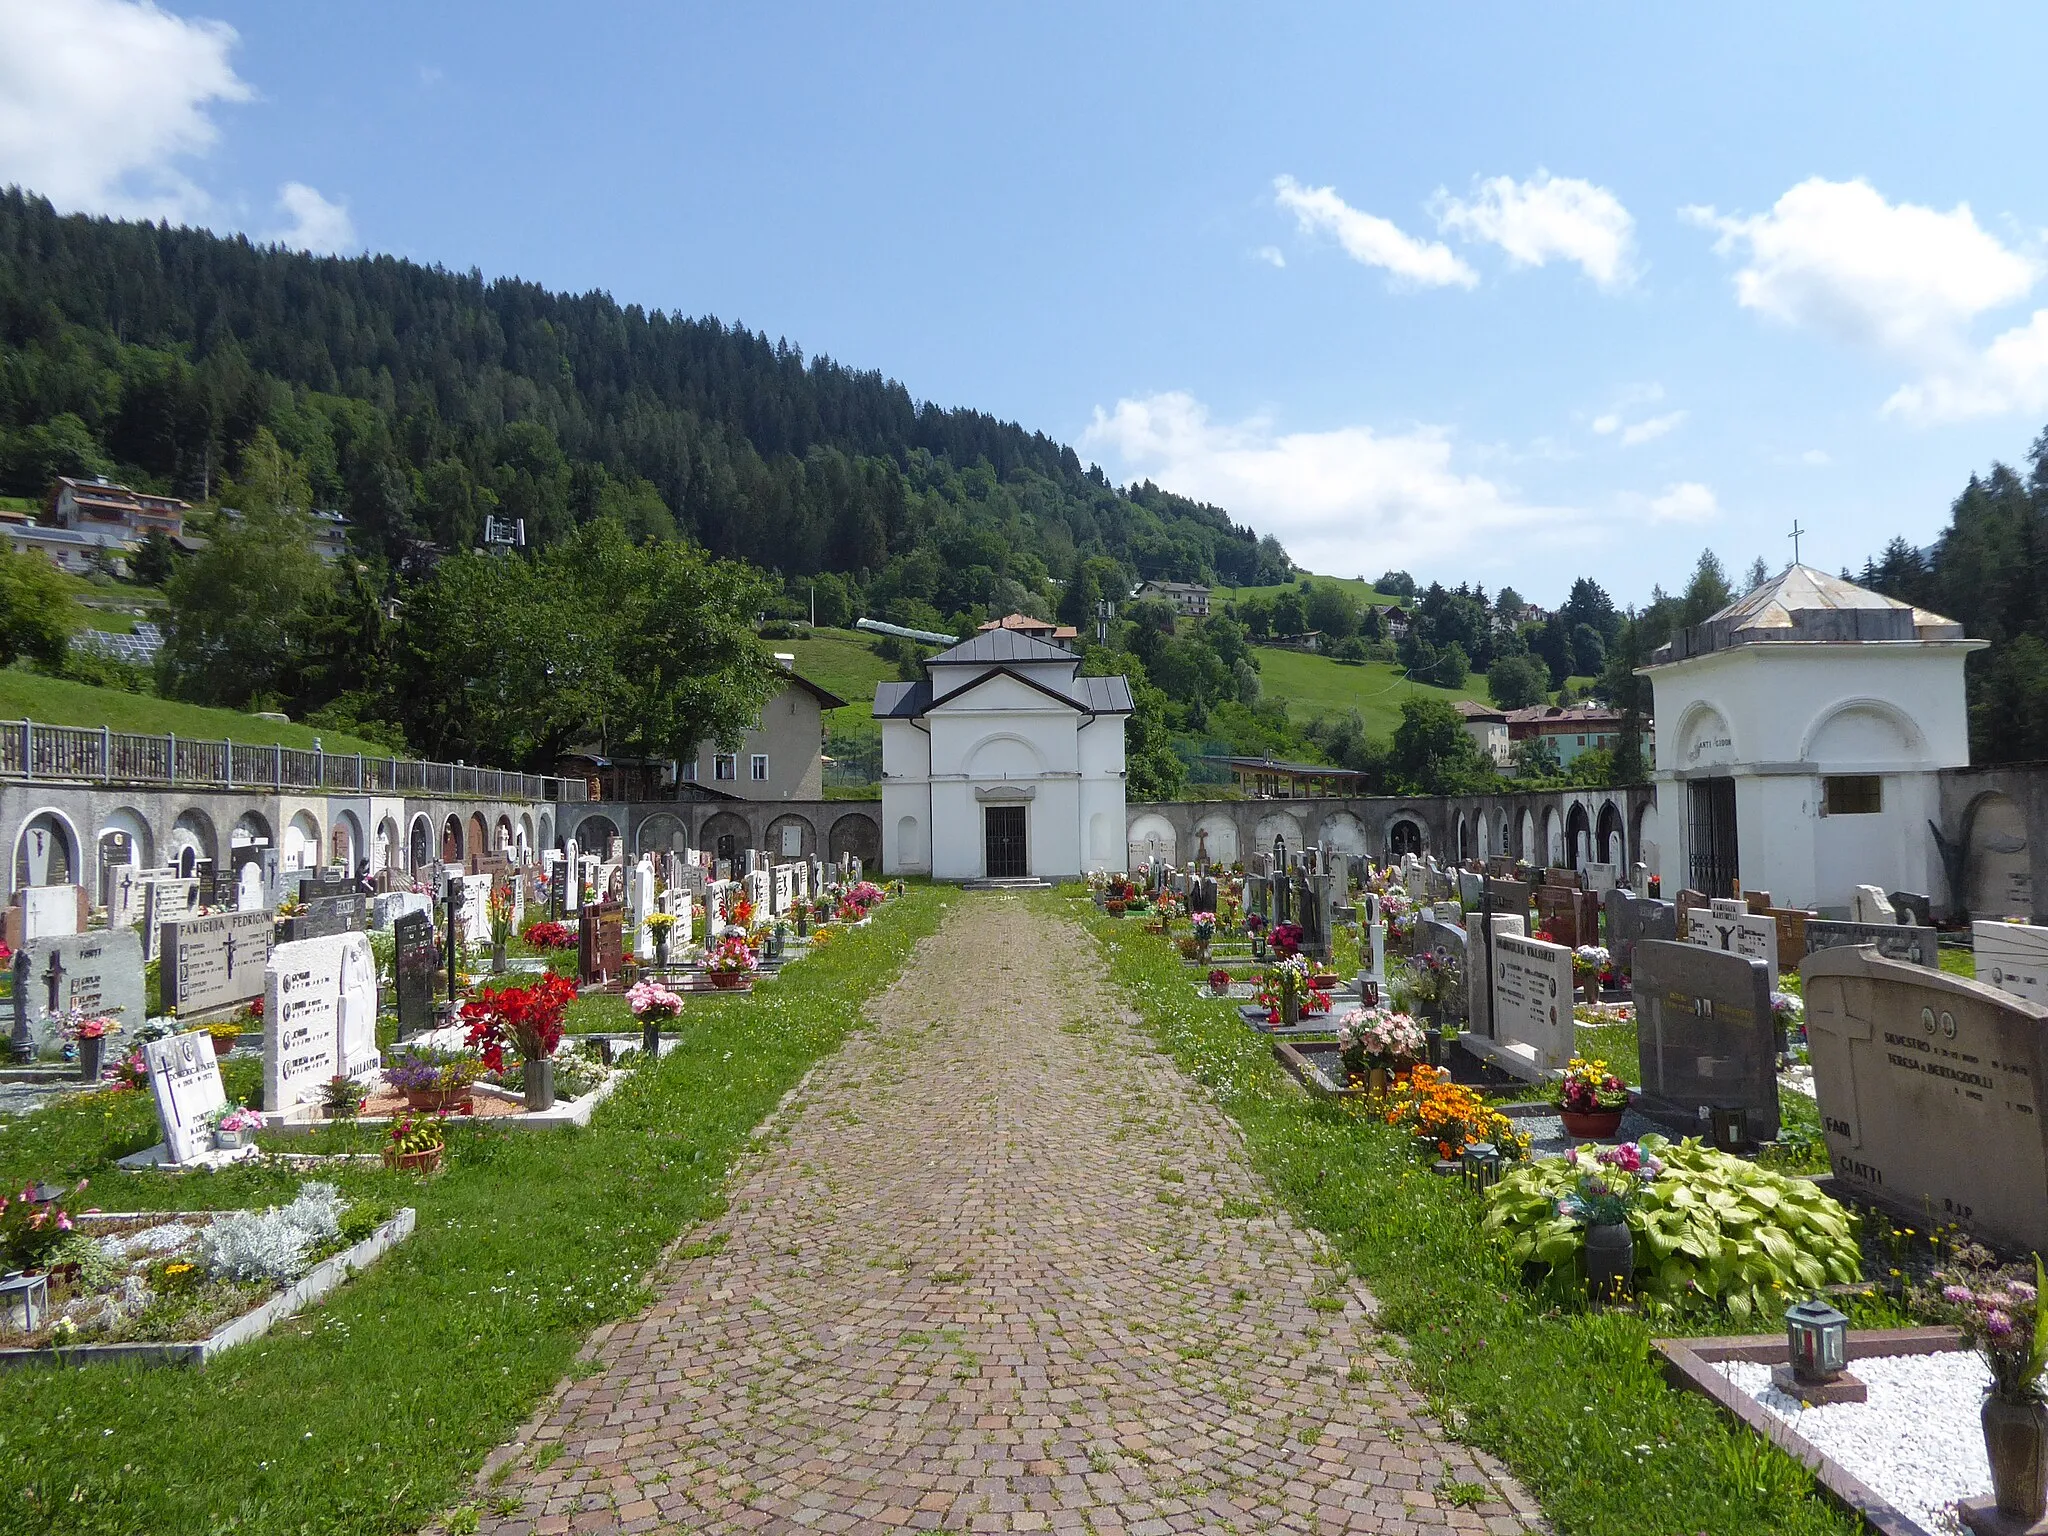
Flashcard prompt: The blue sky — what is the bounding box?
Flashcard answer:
[5,2,2048,607]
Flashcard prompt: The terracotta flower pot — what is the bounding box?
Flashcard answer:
[402,1087,473,1114]
[1984,1396,2048,1522]
[709,971,746,990]
[382,1145,443,1176]
[1559,1107,1626,1139]
[210,1033,235,1058]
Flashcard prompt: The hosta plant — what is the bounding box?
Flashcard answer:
[1482,1135,1861,1320]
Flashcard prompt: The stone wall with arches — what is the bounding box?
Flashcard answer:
[551,800,882,873]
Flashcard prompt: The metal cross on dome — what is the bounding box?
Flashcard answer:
[1789,520,1805,565]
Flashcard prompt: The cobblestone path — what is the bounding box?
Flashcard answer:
[476,897,1544,1536]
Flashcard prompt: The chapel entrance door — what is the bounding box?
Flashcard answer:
[1687,777,1739,897]
[984,806,1027,879]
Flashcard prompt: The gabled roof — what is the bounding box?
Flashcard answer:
[927,628,1079,667]
[978,611,1079,640]
[872,668,1131,719]
[1452,700,1506,722]
[1653,563,1969,664]
[778,671,848,710]
[874,679,932,719]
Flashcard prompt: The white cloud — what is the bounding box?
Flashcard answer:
[1618,410,1685,447]
[1801,448,1832,466]
[1644,482,1719,523]
[1435,171,1637,287]
[1883,307,2048,421]
[0,0,251,221]
[1082,390,1578,574]
[1272,174,1476,290]
[1254,245,1286,269]
[1686,177,2036,358]
[270,181,355,254]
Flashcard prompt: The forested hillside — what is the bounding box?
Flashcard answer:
[0,189,1286,629]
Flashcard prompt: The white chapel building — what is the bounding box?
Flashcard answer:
[875,629,1132,880]
[1641,564,1983,914]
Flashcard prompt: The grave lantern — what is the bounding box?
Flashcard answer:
[1460,1144,1503,1195]
[1785,1299,1849,1385]
[1709,1106,1748,1154]
[0,1269,48,1334]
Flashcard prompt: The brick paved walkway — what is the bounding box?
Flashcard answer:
[475,897,1544,1536]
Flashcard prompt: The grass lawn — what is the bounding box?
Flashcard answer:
[1252,645,1491,737]
[1073,891,1873,1536]
[0,884,946,1536]
[0,669,395,757]
[1213,574,1400,608]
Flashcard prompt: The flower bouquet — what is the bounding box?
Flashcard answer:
[1254,954,1330,1025]
[1207,967,1232,996]
[1384,1065,1513,1161]
[1940,1258,2048,1521]
[0,1179,84,1272]
[1771,990,1806,1062]
[462,973,578,1071]
[63,1012,121,1080]
[522,919,575,951]
[1190,911,1216,954]
[628,977,684,1055]
[1270,921,1304,959]
[1337,1006,1425,1088]
[1573,944,1611,1004]
[211,1104,264,1150]
[646,910,678,960]
[704,933,758,988]
[1557,1055,1629,1138]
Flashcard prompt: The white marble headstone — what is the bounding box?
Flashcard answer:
[1852,885,1898,924]
[18,884,79,941]
[1975,920,2048,1006]
[237,860,267,913]
[1681,907,1781,989]
[563,840,581,912]
[461,873,493,946]
[264,931,380,1115]
[145,1031,227,1164]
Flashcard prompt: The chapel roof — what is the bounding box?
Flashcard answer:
[1651,564,1968,664]
[927,628,1080,667]
[871,667,1132,719]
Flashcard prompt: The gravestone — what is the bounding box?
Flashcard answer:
[1633,938,1780,1140]
[630,857,656,957]
[1490,930,1575,1072]
[1544,867,1579,889]
[563,838,581,913]
[372,891,432,931]
[597,901,624,979]
[1484,878,1532,918]
[1675,888,1709,934]
[1889,891,1935,928]
[18,884,80,942]
[162,910,274,1020]
[1582,861,1619,894]
[1485,856,1516,879]
[1709,897,1747,919]
[1274,874,1295,927]
[1763,906,1811,962]
[773,863,796,917]
[282,892,365,944]
[106,863,140,929]
[1803,919,1940,971]
[1973,921,2048,1005]
[1535,885,1599,950]
[1466,912,1527,1041]
[237,859,266,913]
[1297,874,1331,961]
[1414,914,1469,1023]
[1189,876,1218,915]
[394,910,436,1036]
[1603,889,1676,979]
[141,877,201,962]
[460,873,493,947]
[264,931,380,1116]
[1403,863,1428,899]
[144,1031,228,1164]
[1681,906,1780,988]
[1456,870,1483,908]
[1852,885,1898,924]
[18,928,146,1052]
[1805,946,2048,1254]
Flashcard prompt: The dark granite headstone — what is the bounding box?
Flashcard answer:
[1484,878,1532,917]
[1889,891,1934,928]
[1535,885,1599,950]
[1603,889,1676,978]
[1803,920,1941,971]
[1189,876,1218,915]
[394,910,435,1037]
[282,892,365,944]
[1633,938,1780,1140]
[1414,914,1469,1022]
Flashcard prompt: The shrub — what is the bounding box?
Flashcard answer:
[1483,1135,1861,1319]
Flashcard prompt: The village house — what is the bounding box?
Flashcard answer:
[1452,700,1514,767]
[46,475,191,543]
[1134,579,1212,617]
[977,611,1080,647]
[1504,704,1625,767]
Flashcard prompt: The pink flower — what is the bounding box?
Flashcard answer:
[1987,1311,2016,1340]
[2014,1282,2039,1305]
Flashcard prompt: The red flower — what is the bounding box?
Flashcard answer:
[461,973,578,1071]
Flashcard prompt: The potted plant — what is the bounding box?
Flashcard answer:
[321,1074,366,1120]
[382,1044,485,1113]
[628,977,684,1058]
[1942,1258,2048,1524]
[1573,945,1610,1007]
[1189,910,1216,962]
[461,973,577,1111]
[66,1014,121,1082]
[1557,1056,1630,1139]
[1558,1141,1664,1302]
[704,934,758,990]
[211,1104,264,1150]
[205,1021,242,1058]
[1270,921,1303,960]
[1338,1006,1425,1093]
[647,910,677,964]
[383,1113,446,1176]
[1207,967,1231,996]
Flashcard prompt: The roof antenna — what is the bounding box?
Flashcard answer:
[1788,519,1805,566]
